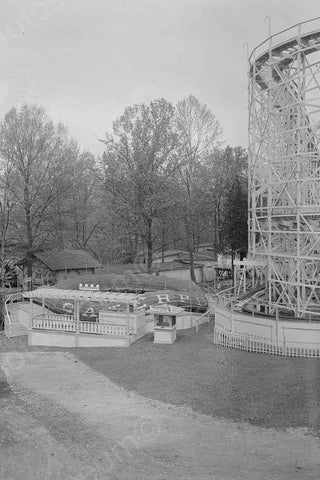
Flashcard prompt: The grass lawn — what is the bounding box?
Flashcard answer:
[2,324,320,435]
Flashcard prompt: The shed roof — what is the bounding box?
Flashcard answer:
[177,252,216,263]
[149,304,185,315]
[152,250,186,260]
[19,250,102,271]
[151,261,193,272]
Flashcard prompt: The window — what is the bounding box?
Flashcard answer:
[155,314,175,328]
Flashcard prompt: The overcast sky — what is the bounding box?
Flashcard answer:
[0,0,319,155]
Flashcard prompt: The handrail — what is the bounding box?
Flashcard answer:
[32,314,128,336]
[34,313,75,321]
[249,16,320,62]
[4,291,24,338]
[216,287,320,322]
[214,285,236,298]
[193,305,215,333]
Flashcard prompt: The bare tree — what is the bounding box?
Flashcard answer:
[0,156,15,327]
[175,95,222,280]
[0,104,73,281]
[67,150,103,251]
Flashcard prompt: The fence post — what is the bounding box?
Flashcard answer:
[75,299,80,346]
[29,297,33,330]
[127,304,130,337]
[230,300,234,333]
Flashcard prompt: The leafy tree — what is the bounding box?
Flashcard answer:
[202,146,248,259]
[220,147,248,269]
[101,98,178,271]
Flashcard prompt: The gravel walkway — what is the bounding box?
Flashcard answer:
[1,351,320,479]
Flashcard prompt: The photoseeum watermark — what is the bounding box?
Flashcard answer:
[0,0,69,44]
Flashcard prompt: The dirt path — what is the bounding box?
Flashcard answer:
[1,351,320,479]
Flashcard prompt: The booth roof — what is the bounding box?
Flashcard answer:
[23,287,140,304]
[149,304,185,315]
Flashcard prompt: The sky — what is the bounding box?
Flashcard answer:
[0,0,319,156]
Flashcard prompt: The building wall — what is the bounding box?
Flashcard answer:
[203,266,215,282]
[99,311,146,340]
[155,266,203,283]
[145,312,209,332]
[152,253,183,264]
[55,268,95,282]
[28,259,56,284]
[25,259,96,285]
[28,330,130,347]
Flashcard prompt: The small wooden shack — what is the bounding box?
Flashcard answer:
[17,250,102,286]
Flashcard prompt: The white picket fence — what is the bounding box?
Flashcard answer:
[214,326,320,358]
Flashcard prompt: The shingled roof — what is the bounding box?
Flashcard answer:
[20,250,102,271]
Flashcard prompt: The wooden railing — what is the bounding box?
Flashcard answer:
[79,322,127,336]
[33,315,76,332]
[194,310,212,333]
[215,286,320,321]
[32,314,128,337]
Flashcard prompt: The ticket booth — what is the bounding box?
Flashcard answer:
[153,305,184,344]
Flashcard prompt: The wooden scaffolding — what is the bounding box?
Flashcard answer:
[248,18,320,317]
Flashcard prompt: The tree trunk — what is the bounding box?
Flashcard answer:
[0,239,5,329]
[24,185,33,288]
[231,247,235,284]
[189,248,196,282]
[213,211,218,261]
[161,228,165,263]
[146,218,153,273]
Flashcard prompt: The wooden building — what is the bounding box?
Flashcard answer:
[17,250,102,286]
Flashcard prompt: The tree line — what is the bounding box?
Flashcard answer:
[0,96,248,282]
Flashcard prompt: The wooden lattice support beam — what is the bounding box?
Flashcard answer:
[248,18,320,317]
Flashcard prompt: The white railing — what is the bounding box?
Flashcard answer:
[4,291,24,338]
[215,287,320,321]
[33,315,76,332]
[214,326,320,358]
[194,309,212,333]
[79,322,127,336]
[32,314,128,337]
[249,17,320,64]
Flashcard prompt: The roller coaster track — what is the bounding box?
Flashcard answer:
[248,19,320,317]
